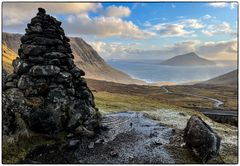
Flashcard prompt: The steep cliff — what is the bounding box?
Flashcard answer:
[3,32,144,85]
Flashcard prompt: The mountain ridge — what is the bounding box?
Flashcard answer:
[160,52,216,66]
[2,32,145,85]
[199,69,237,87]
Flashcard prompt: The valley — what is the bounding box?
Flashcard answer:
[1,4,238,164]
[87,79,237,111]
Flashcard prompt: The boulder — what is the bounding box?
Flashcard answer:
[184,115,221,163]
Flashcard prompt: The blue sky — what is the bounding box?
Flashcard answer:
[2,2,238,60]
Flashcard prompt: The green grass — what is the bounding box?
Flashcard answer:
[2,136,54,163]
[167,85,237,110]
[94,91,237,164]
[94,91,183,113]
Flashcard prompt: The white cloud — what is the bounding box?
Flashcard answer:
[143,21,152,27]
[164,40,200,53]
[153,23,195,37]
[208,2,227,8]
[183,19,204,29]
[197,40,237,60]
[89,41,138,59]
[3,3,102,26]
[203,14,212,20]
[65,14,155,39]
[117,40,200,59]
[150,18,204,37]
[103,5,131,18]
[230,2,238,9]
[3,3,155,40]
[91,39,237,60]
[208,2,238,9]
[202,21,236,36]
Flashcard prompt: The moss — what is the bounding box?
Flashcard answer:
[2,135,55,163]
[25,97,44,109]
[164,144,198,164]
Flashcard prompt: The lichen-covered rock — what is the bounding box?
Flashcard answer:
[12,58,31,74]
[3,8,101,136]
[184,115,221,163]
[2,93,16,135]
[2,69,8,90]
[29,65,60,76]
[18,74,33,90]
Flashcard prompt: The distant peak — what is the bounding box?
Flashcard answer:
[185,52,198,57]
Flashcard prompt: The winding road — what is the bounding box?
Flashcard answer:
[161,86,237,117]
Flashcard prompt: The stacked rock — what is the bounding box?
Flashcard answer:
[3,8,101,136]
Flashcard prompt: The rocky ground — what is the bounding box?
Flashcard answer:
[19,112,198,164]
[16,110,237,164]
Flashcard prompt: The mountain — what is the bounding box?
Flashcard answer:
[2,42,18,73]
[160,52,215,66]
[2,32,144,84]
[199,69,237,87]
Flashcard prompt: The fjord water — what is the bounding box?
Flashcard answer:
[107,59,237,84]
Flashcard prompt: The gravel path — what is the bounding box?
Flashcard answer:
[22,112,179,164]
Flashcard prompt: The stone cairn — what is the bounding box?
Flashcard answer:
[3,8,101,137]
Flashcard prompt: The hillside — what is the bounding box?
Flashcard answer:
[200,69,237,87]
[160,52,215,66]
[2,32,144,85]
[2,42,18,73]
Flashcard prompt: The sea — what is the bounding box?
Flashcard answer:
[107,59,238,84]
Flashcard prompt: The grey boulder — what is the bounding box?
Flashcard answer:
[184,115,221,163]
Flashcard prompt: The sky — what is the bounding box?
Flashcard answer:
[2,2,238,60]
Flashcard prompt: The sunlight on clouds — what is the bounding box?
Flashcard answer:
[3,3,102,26]
[208,2,238,9]
[103,5,131,18]
[183,19,204,29]
[65,15,155,39]
[153,23,195,37]
[89,41,138,59]
[197,40,237,60]
[202,22,236,36]
[150,18,204,37]
[2,2,238,60]
[89,39,237,61]
[208,2,228,8]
